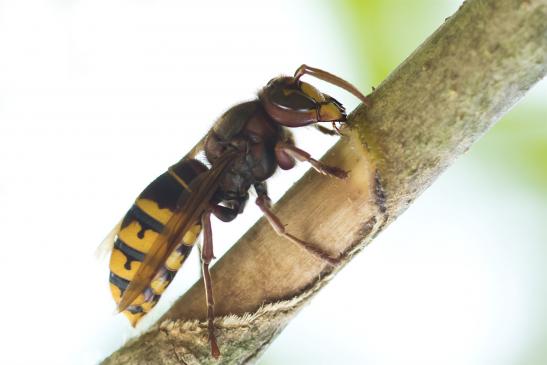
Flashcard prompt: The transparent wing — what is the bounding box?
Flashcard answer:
[117,152,236,312]
[95,219,122,260]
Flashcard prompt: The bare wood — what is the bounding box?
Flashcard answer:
[101,0,547,364]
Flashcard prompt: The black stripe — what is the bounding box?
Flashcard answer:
[177,243,193,257]
[114,238,145,262]
[109,272,129,291]
[170,159,208,183]
[128,204,164,233]
[143,288,161,303]
[161,268,177,281]
[135,160,208,212]
[138,172,185,211]
[127,305,144,314]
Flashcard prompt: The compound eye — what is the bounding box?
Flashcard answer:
[265,77,316,112]
[269,86,315,112]
[259,76,321,127]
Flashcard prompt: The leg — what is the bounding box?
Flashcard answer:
[254,182,343,267]
[312,123,339,136]
[210,194,248,222]
[275,141,348,179]
[293,64,370,106]
[211,204,239,222]
[200,210,221,358]
[196,237,203,279]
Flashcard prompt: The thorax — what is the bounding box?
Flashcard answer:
[205,100,281,198]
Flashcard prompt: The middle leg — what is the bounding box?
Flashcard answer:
[254,182,345,267]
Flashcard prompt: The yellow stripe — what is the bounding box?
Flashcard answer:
[118,221,158,253]
[110,283,122,303]
[168,167,192,192]
[135,199,173,225]
[150,276,169,295]
[141,300,157,312]
[165,250,185,271]
[123,311,145,327]
[182,224,202,246]
[109,248,142,281]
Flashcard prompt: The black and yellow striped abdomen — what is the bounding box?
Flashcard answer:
[109,159,208,326]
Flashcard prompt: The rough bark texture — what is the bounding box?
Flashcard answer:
[101,0,547,363]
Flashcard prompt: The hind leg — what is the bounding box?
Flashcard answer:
[198,195,249,358]
[200,210,221,358]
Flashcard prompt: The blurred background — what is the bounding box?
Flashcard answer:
[0,1,545,364]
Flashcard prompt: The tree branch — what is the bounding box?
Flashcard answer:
[101,0,547,363]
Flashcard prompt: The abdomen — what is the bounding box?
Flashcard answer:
[108,159,207,326]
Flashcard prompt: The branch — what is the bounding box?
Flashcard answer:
[102,0,547,363]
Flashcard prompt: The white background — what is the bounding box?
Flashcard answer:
[0,1,545,364]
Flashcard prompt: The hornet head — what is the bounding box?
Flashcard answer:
[258,64,368,128]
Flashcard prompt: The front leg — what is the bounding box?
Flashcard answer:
[312,123,340,136]
[274,141,348,179]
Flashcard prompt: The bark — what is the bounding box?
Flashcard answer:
[101,0,547,363]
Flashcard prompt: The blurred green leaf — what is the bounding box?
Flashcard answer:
[339,0,459,85]
[472,103,547,192]
[338,0,546,194]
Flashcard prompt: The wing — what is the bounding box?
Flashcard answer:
[183,134,207,161]
[95,219,122,260]
[117,151,237,312]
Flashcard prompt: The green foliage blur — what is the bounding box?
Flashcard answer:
[339,0,547,193]
[322,2,546,364]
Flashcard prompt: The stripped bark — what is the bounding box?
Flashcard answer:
[101,0,547,363]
